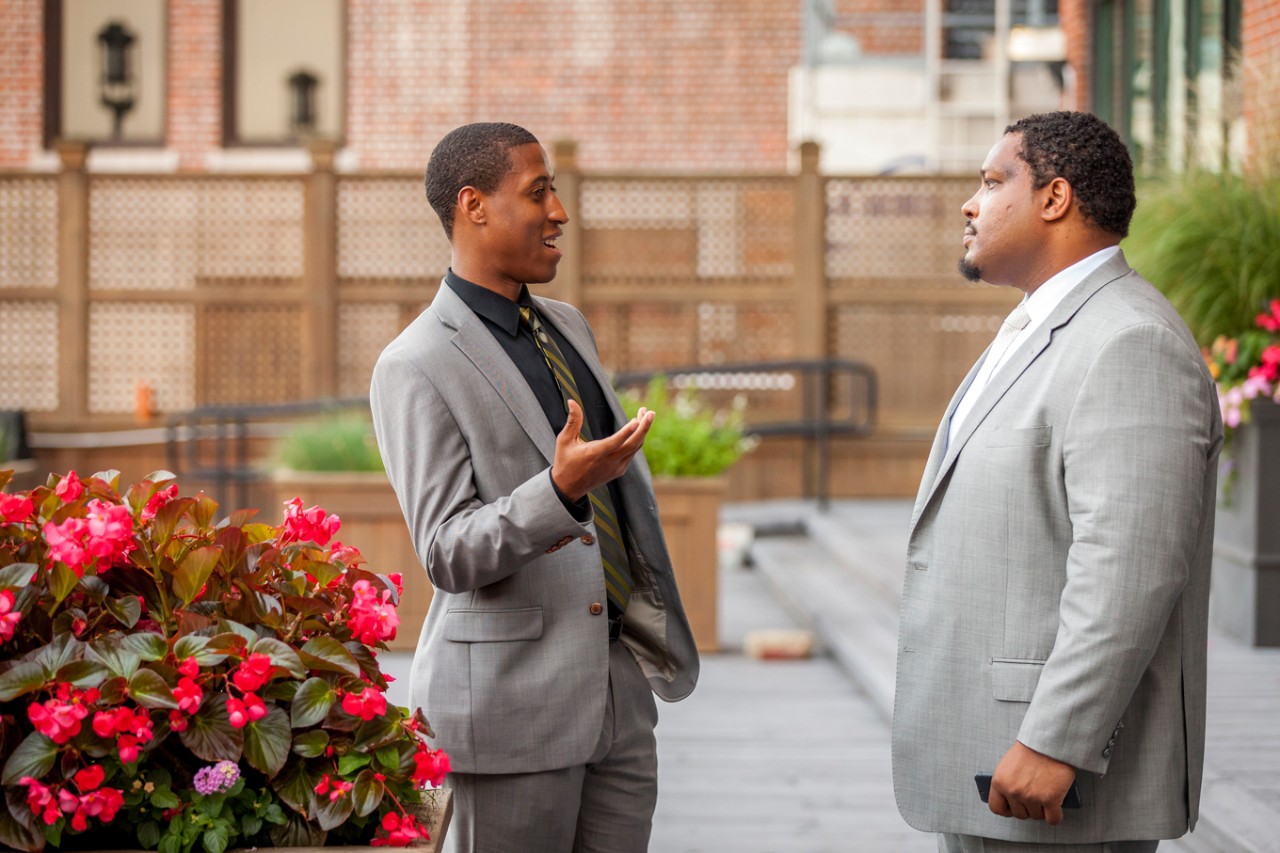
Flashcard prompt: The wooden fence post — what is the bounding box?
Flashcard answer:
[793,140,827,360]
[303,139,339,399]
[56,142,90,423]
[550,139,584,309]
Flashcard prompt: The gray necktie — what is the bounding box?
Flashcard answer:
[981,301,1032,386]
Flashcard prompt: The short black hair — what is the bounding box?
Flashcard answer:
[425,122,540,239]
[1005,111,1136,238]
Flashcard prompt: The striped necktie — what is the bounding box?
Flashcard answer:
[518,306,634,612]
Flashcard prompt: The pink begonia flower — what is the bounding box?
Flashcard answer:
[231,653,273,693]
[140,484,178,521]
[43,517,91,576]
[84,499,135,562]
[29,693,92,744]
[281,497,340,546]
[226,693,267,728]
[341,686,388,722]
[372,811,426,847]
[73,765,105,793]
[54,470,84,501]
[314,774,353,802]
[19,777,62,825]
[0,493,34,523]
[348,579,400,645]
[330,540,362,565]
[173,676,203,713]
[0,589,21,643]
[411,743,451,788]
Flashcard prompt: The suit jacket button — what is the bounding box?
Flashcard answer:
[1102,747,1113,758]
[581,535,594,545]
[589,602,604,616]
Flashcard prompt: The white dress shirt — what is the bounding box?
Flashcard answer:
[947,245,1122,447]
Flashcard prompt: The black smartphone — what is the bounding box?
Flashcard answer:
[974,773,1082,809]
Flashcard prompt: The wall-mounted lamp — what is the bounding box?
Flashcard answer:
[97,20,137,140]
[288,69,320,136]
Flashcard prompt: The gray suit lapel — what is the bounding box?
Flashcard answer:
[431,283,558,464]
[911,251,1135,532]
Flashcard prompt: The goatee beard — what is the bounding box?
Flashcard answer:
[957,257,982,282]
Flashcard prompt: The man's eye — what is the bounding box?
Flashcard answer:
[984,180,997,189]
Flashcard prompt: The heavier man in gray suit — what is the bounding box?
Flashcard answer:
[371,123,698,853]
[892,112,1221,853]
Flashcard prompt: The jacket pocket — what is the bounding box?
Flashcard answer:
[443,607,544,643]
[984,425,1052,448]
[991,658,1046,702]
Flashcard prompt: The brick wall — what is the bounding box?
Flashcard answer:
[0,0,45,167]
[1243,0,1280,166]
[832,0,924,57]
[167,0,222,170]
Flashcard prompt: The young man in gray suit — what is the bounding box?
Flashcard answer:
[892,112,1222,852]
[370,123,698,853]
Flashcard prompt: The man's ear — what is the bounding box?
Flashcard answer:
[457,186,485,226]
[1040,177,1072,223]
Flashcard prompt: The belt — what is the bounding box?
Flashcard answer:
[608,613,624,642]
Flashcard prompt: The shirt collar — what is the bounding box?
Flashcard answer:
[444,269,533,337]
[1023,245,1122,325]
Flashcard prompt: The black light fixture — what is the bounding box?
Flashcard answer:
[288,69,320,136]
[97,20,137,140]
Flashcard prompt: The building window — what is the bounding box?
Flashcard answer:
[44,0,167,147]
[222,0,345,145]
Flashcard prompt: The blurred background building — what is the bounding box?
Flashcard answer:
[1,0,1277,501]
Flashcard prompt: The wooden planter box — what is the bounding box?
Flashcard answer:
[269,471,431,651]
[1212,400,1280,646]
[652,476,725,653]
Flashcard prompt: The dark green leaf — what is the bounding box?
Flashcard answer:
[55,659,108,689]
[84,640,140,679]
[137,820,162,848]
[351,768,384,817]
[240,814,263,837]
[79,574,109,602]
[1,732,57,785]
[271,757,320,817]
[129,667,179,710]
[352,715,401,753]
[290,677,335,729]
[281,595,332,618]
[104,594,143,629]
[206,630,249,659]
[311,782,353,831]
[243,705,291,778]
[0,562,37,590]
[263,680,298,702]
[298,636,360,677]
[148,787,180,809]
[180,693,243,762]
[301,558,343,590]
[269,810,326,848]
[33,633,79,675]
[172,545,222,607]
[216,620,258,646]
[344,641,384,684]
[291,730,329,758]
[0,801,40,853]
[0,661,47,703]
[159,833,183,853]
[250,637,306,679]
[120,631,167,661]
[46,561,79,607]
[374,744,400,772]
[264,803,287,825]
[202,795,226,818]
[99,675,129,704]
[173,634,209,660]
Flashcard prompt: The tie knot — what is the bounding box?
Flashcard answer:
[1002,302,1031,333]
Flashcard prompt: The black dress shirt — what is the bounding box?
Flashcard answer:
[443,272,634,573]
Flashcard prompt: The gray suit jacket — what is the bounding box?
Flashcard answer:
[892,251,1222,843]
[370,283,698,775]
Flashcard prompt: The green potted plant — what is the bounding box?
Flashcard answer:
[618,378,755,653]
[1126,171,1280,647]
[270,414,429,653]
[0,468,452,853]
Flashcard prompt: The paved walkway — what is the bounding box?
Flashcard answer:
[732,499,1280,853]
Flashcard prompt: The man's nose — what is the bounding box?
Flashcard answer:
[549,194,569,224]
[961,194,978,220]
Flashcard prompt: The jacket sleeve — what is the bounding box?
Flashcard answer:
[369,348,590,594]
[1016,321,1218,774]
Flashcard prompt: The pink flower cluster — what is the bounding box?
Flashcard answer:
[0,492,33,523]
[281,497,340,546]
[370,811,427,847]
[226,693,268,728]
[42,493,135,578]
[0,588,21,643]
[313,774,353,802]
[20,768,124,831]
[141,483,179,521]
[411,742,451,789]
[29,685,99,744]
[341,686,388,721]
[92,705,155,763]
[348,579,399,645]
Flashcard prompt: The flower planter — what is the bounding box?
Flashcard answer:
[652,476,725,653]
[1212,400,1280,647]
[270,471,431,651]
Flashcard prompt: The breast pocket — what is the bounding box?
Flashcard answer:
[443,607,544,643]
[991,658,1045,702]
[983,425,1052,448]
